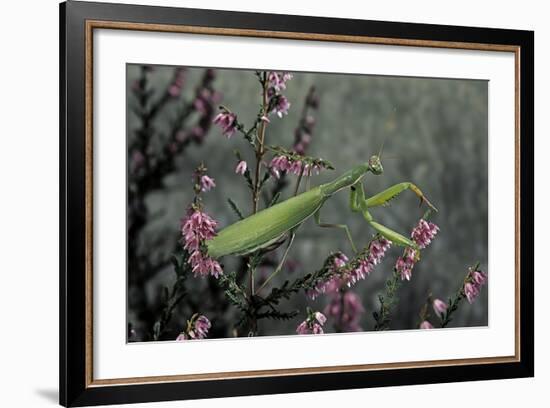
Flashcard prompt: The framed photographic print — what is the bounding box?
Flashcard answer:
[59,1,534,406]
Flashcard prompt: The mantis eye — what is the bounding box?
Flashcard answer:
[368,155,383,175]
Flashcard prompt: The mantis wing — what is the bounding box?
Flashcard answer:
[207,187,325,258]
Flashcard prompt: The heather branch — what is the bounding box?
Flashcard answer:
[373,267,402,330]
[373,211,438,330]
[439,262,483,328]
[151,251,190,340]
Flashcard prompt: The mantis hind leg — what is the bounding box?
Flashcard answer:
[257,230,296,293]
[365,182,437,212]
[314,207,358,253]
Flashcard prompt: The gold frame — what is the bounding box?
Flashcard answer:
[84,20,521,388]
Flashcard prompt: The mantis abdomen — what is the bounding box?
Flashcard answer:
[207,187,326,258]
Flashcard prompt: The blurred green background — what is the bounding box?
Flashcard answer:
[127,65,488,338]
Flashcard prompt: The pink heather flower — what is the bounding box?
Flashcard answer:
[312,323,324,334]
[433,299,448,318]
[270,155,290,172]
[199,175,216,192]
[296,321,309,335]
[396,219,439,281]
[314,312,327,325]
[168,68,186,98]
[308,238,391,300]
[318,277,342,296]
[307,277,340,300]
[177,315,211,340]
[324,291,365,332]
[181,209,217,248]
[193,97,207,115]
[333,253,349,268]
[306,253,348,299]
[464,267,487,304]
[188,252,223,279]
[272,95,291,118]
[168,85,181,98]
[347,237,392,286]
[193,89,214,115]
[189,315,211,339]
[181,209,223,278]
[411,219,440,249]
[268,71,293,91]
[260,115,270,123]
[213,112,237,138]
[472,270,488,285]
[289,160,303,175]
[296,311,326,335]
[396,247,416,281]
[347,258,374,285]
[269,167,281,179]
[369,237,392,263]
[420,320,434,329]
[235,160,247,175]
[464,283,477,303]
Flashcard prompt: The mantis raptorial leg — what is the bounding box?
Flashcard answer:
[351,181,435,248]
[365,182,437,211]
[314,208,358,253]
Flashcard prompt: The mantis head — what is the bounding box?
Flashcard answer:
[368,155,384,175]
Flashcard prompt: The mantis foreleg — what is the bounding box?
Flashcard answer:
[350,181,365,212]
[314,207,358,253]
[365,182,437,212]
[352,181,420,249]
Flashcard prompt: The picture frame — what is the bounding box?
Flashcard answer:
[59,1,534,406]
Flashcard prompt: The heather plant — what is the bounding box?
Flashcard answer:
[127,67,488,341]
[127,65,226,341]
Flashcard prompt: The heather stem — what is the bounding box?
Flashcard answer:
[252,72,269,215]
[373,267,402,330]
[440,292,465,328]
[335,289,346,333]
[417,293,433,327]
[246,72,269,332]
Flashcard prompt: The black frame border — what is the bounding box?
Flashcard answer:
[60,1,534,406]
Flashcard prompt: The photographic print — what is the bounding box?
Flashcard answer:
[126,65,489,342]
[61,3,533,404]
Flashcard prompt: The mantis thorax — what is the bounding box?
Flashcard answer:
[321,159,378,197]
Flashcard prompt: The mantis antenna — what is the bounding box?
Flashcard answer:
[378,132,389,158]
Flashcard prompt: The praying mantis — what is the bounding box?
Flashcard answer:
[207,154,437,276]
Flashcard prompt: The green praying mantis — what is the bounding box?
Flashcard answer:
[207,154,437,284]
